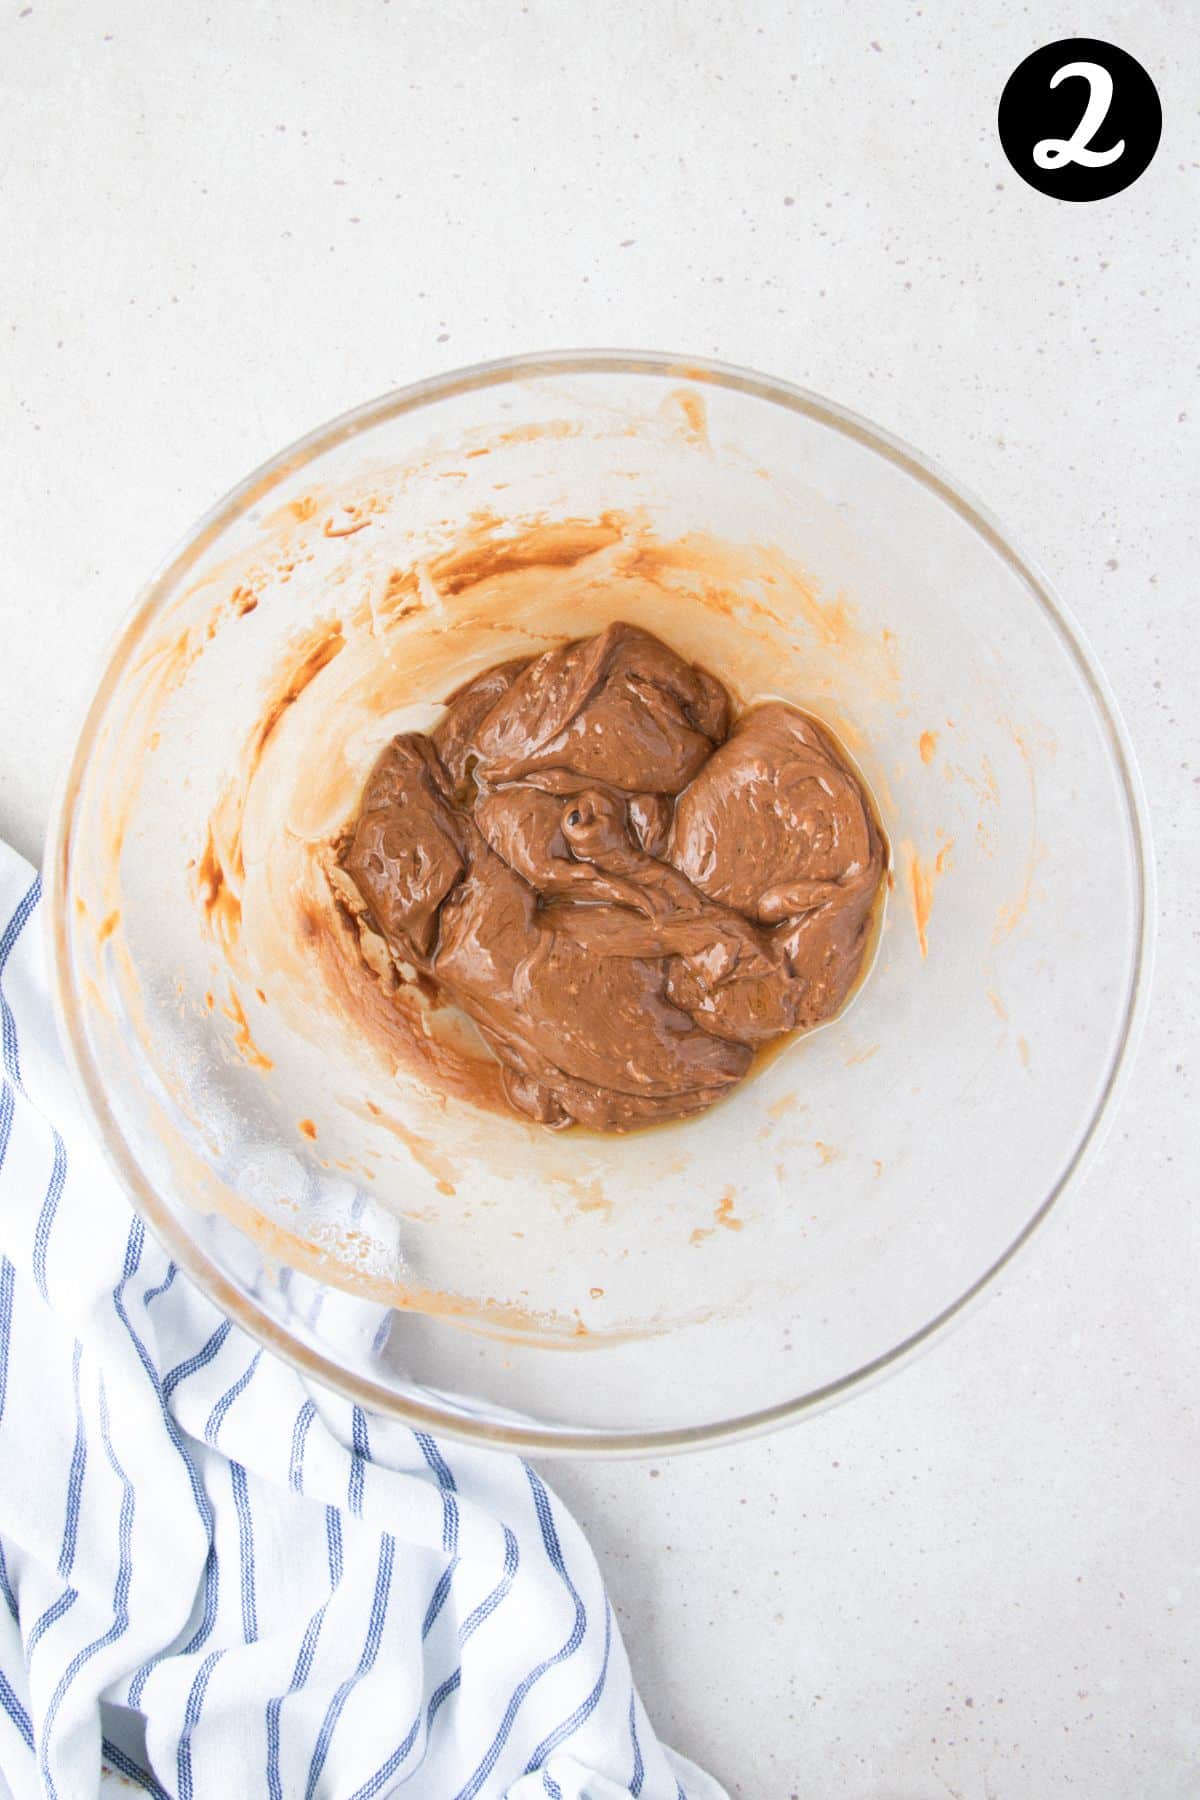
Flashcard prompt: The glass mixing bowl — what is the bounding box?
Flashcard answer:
[46,353,1151,1454]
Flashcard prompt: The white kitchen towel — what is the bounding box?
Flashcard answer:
[0,842,724,1800]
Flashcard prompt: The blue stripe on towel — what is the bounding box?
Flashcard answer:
[38,1377,135,1800]
[230,1462,258,1644]
[304,1533,395,1799]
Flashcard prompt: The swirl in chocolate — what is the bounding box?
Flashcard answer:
[340,622,884,1131]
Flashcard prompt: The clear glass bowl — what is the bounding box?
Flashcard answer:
[47,353,1151,1455]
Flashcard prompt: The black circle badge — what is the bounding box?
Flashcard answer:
[998,39,1161,201]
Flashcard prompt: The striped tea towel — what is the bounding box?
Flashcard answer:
[0,841,725,1800]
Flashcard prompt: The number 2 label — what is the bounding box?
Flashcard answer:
[1033,61,1125,170]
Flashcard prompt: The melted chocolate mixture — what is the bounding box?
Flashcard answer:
[340,622,884,1130]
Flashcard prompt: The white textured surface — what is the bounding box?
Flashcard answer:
[1,3,1196,1795]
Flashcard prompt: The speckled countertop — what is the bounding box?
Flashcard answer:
[1,3,1196,1794]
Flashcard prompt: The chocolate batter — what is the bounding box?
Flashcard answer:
[338,622,884,1130]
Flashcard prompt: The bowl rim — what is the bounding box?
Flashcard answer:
[44,348,1155,1457]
